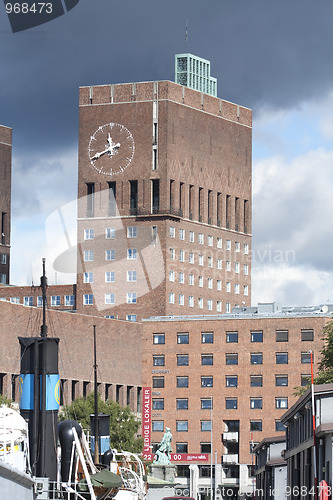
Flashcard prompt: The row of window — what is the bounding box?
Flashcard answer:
[168,294,245,312]
[169,248,247,272]
[83,293,137,305]
[169,227,249,254]
[152,420,285,436]
[84,248,138,262]
[10,295,75,307]
[84,271,137,283]
[84,226,138,240]
[153,330,315,344]
[152,397,289,412]
[152,374,310,388]
[169,272,249,293]
[105,314,137,322]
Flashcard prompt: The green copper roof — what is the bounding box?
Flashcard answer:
[175,53,217,97]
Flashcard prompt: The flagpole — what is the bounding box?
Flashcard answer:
[310,350,318,500]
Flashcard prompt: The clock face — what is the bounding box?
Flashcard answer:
[88,123,135,176]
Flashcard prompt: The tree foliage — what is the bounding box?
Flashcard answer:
[59,392,143,453]
[0,395,12,407]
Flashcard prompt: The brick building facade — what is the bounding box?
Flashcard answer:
[0,124,11,285]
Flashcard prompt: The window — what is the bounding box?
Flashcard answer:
[153,355,165,366]
[152,399,164,410]
[235,242,240,252]
[201,421,212,431]
[226,353,238,365]
[179,272,185,284]
[189,274,194,285]
[189,231,194,242]
[226,303,231,313]
[24,296,33,307]
[301,374,310,386]
[251,353,263,365]
[207,299,213,311]
[63,295,74,307]
[202,332,213,343]
[179,228,185,240]
[189,252,194,264]
[275,375,288,386]
[244,264,249,276]
[251,331,263,342]
[226,240,231,250]
[153,377,164,388]
[235,284,239,294]
[176,421,188,432]
[244,285,249,296]
[36,296,42,307]
[226,398,238,409]
[84,229,94,240]
[105,249,115,261]
[208,278,213,289]
[275,398,288,409]
[105,293,115,305]
[177,376,189,388]
[170,248,175,260]
[250,420,262,431]
[176,443,188,453]
[179,250,185,262]
[301,329,314,341]
[127,226,137,238]
[217,237,222,248]
[177,333,189,344]
[10,297,20,304]
[200,443,211,453]
[217,301,222,312]
[127,248,137,260]
[217,280,222,291]
[244,243,249,254]
[275,420,285,432]
[178,294,184,306]
[226,331,238,343]
[153,333,165,344]
[105,315,115,319]
[127,293,137,304]
[226,261,231,271]
[177,354,189,366]
[126,314,137,322]
[201,398,212,410]
[127,271,137,282]
[83,294,93,305]
[152,421,164,432]
[250,375,263,387]
[105,227,115,239]
[170,226,175,238]
[217,259,222,270]
[201,376,213,387]
[208,235,213,246]
[169,270,175,282]
[198,297,203,309]
[235,262,240,274]
[198,276,203,287]
[84,250,94,261]
[276,330,288,342]
[105,271,115,282]
[226,376,238,387]
[250,398,262,409]
[189,296,194,308]
[226,282,231,293]
[199,254,203,266]
[84,272,93,283]
[51,295,61,306]
[208,257,213,268]
[169,292,175,304]
[177,398,188,410]
[0,254,7,264]
[201,354,213,366]
[198,233,204,244]
[276,352,288,364]
[301,352,312,363]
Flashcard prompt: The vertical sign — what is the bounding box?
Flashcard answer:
[142,387,151,455]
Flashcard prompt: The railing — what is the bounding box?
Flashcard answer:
[222,432,239,443]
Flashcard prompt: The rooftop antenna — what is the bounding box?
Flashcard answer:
[185,19,188,51]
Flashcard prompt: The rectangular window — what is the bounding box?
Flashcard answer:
[86,182,94,216]
[177,354,189,366]
[105,249,115,261]
[151,225,157,245]
[152,179,160,213]
[177,398,188,410]
[301,374,310,386]
[276,330,288,342]
[179,229,185,240]
[189,252,194,264]
[244,264,249,276]
[217,301,222,312]
[189,231,194,242]
[177,333,189,344]
[108,181,116,216]
[244,243,249,254]
[179,250,185,262]
[301,329,314,341]
[201,376,213,387]
[225,398,238,409]
[24,296,33,307]
[0,254,7,264]
[250,420,262,432]
[130,180,138,213]
[207,299,213,311]
[188,295,194,308]
[176,421,188,432]
[127,248,137,260]
[83,294,93,305]
[201,354,213,366]
[153,355,165,366]
[105,293,115,305]
[251,331,263,342]
[84,272,93,283]
[276,352,288,364]
[275,375,288,386]
[152,399,164,410]
[250,398,262,409]
[275,398,288,409]
[217,259,222,270]
[207,235,213,246]
[127,226,137,238]
[169,292,175,304]
[126,314,137,322]
[226,376,238,387]
[201,398,212,410]
[10,297,20,304]
[250,375,263,387]
[170,248,175,260]
[208,256,213,268]
[153,377,165,388]
[226,353,238,365]
[251,353,263,365]
[127,271,137,282]
[226,261,231,272]
[177,376,189,388]
[301,352,312,363]
[170,226,175,238]
[105,271,115,283]
[179,272,185,284]
[152,421,164,432]
[226,303,231,313]
[179,294,184,306]
[200,443,211,454]
[153,333,165,344]
[244,285,249,296]
[127,292,137,304]
[217,237,222,248]
[226,332,238,343]
[199,255,204,266]
[198,233,204,244]
[235,284,240,294]
[189,274,194,285]
[169,270,175,282]
[198,276,203,287]
[84,250,94,261]
[226,282,231,293]
[275,420,285,432]
[217,280,222,291]
[198,297,203,309]
[176,443,188,453]
[65,295,75,306]
[202,332,213,343]
[226,240,231,250]
[235,262,240,273]
[51,295,61,306]
[201,421,212,431]
[208,278,213,289]
[235,242,240,252]
[105,227,115,239]
[84,229,94,240]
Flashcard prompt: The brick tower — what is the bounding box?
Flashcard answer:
[0,125,12,285]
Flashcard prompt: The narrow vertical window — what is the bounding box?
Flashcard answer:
[130,180,138,214]
[108,181,116,216]
[226,194,230,229]
[198,187,203,222]
[189,184,194,220]
[152,179,160,214]
[217,193,222,227]
[86,183,94,217]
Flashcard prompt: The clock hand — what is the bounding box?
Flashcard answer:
[91,147,111,160]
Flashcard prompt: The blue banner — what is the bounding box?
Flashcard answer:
[19,374,34,410]
[45,374,60,411]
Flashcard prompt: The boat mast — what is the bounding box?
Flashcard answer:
[93,325,99,463]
